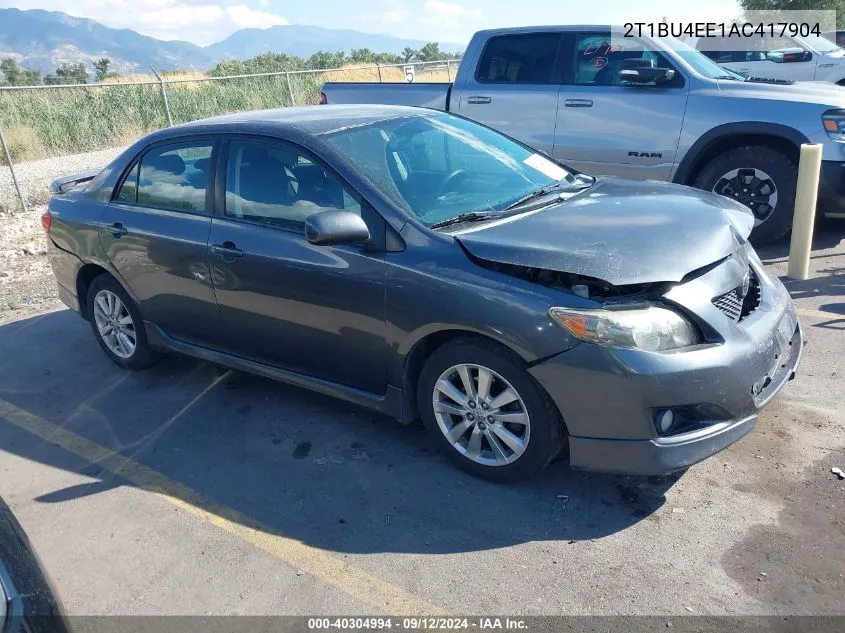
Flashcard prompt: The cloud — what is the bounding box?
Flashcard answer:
[0,0,288,45]
[420,0,481,37]
[354,0,478,42]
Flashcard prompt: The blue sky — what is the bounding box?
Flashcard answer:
[4,0,742,46]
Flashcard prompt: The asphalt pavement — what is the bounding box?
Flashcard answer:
[0,221,843,617]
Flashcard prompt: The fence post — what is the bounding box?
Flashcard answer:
[150,66,173,127]
[285,73,296,106]
[447,60,452,82]
[0,125,26,214]
[377,63,383,83]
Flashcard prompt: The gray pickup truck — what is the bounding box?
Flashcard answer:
[322,25,845,244]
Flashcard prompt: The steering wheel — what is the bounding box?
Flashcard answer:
[437,169,470,199]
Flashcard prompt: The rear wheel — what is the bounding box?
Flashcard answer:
[692,145,797,245]
[418,339,564,482]
[87,275,156,370]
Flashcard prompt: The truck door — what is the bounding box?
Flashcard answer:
[553,31,688,181]
[451,31,563,156]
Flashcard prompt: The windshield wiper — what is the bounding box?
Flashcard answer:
[429,211,501,229]
[503,183,566,211]
[504,179,593,211]
[713,74,744,80]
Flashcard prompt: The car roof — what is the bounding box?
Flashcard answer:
[163,104,438,137]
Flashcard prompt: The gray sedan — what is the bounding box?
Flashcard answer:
[44,105,803,482]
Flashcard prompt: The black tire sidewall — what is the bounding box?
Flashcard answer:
[693,145,797,245]
[417,340,563,483]
[87,274,155,370]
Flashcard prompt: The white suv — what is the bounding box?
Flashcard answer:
[686,33,845,84]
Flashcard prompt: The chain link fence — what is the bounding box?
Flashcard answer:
[0,59,458,213]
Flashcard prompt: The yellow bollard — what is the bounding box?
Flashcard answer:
[787,144,823,280]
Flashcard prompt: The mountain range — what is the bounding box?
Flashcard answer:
[0,8,465,75]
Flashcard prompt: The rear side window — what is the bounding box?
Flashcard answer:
[115,162,139,202]
[136,141,213,212]
[476,33,561,84]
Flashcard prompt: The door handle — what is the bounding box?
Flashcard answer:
[211,241,244,260]
[564,99,593,108]
[105,222,128,238]
[466,96,492,104]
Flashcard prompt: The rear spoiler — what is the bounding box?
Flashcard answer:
[49,169,101,195]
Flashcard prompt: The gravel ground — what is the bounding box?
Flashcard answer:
[0,146,123,211]
[0,147,123,321]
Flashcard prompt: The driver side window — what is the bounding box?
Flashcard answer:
[572,32,682,87]
[224,139,361,231]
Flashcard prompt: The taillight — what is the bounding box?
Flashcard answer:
[319,91,327,105]
[41,209,52,233]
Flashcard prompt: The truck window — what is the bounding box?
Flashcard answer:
[572,33,683,87]
[476,33,561,84]
[695,35,756,63]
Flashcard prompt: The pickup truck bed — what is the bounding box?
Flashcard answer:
[321,82,451,110]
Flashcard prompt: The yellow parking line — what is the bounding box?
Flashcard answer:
[0,397,448,616]
[798,307,843,320]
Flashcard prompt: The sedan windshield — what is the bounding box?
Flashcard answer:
[320,113,581,227]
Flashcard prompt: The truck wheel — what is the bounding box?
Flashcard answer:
[417,338,564,483]
[693,145,797,245]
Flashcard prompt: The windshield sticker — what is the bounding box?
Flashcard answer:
[524,154,568,181]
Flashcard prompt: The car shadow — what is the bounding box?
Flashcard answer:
[755,217,844,262]
[0,309,680,555]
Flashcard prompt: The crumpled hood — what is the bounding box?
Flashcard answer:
[455,177,754,286]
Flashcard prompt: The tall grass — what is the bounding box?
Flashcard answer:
[0,62,455,164]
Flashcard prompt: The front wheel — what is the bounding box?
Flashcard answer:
[417,339,564,482]
[692,145,797,245]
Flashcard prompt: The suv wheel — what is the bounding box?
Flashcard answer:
[418,339,564,482]
[87,275,156,370]
[693,145,797,245]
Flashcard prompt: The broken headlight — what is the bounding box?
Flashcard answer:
[549,305,701,352]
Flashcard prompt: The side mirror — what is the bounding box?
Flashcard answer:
[618,66,675,85]
[766,48,812,63]
[305,210,370,246]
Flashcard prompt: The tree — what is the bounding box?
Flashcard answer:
[738,0,845,28]
[349,48,376,63]
[401,47,419,63]
[0,58,41,86]
[93,57,112,82]
[44,62,89,85]
[307,50,347,69]
[417,42,442,62]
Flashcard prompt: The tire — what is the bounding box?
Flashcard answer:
[86,274,156,370]
[692,145,797,245]
[417,338,565,483]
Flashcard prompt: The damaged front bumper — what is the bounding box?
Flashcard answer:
[528,256,804,476]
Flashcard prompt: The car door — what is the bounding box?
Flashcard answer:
[451,31,564,156]
[553,31,688,181]
[100,138,220,345]
[206,136,389,395]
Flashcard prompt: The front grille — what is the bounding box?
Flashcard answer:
[712,268,761,323]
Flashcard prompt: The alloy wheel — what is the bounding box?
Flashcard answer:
[432,363,530,467]
[92,289,136,359]
[712,167,778,226]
